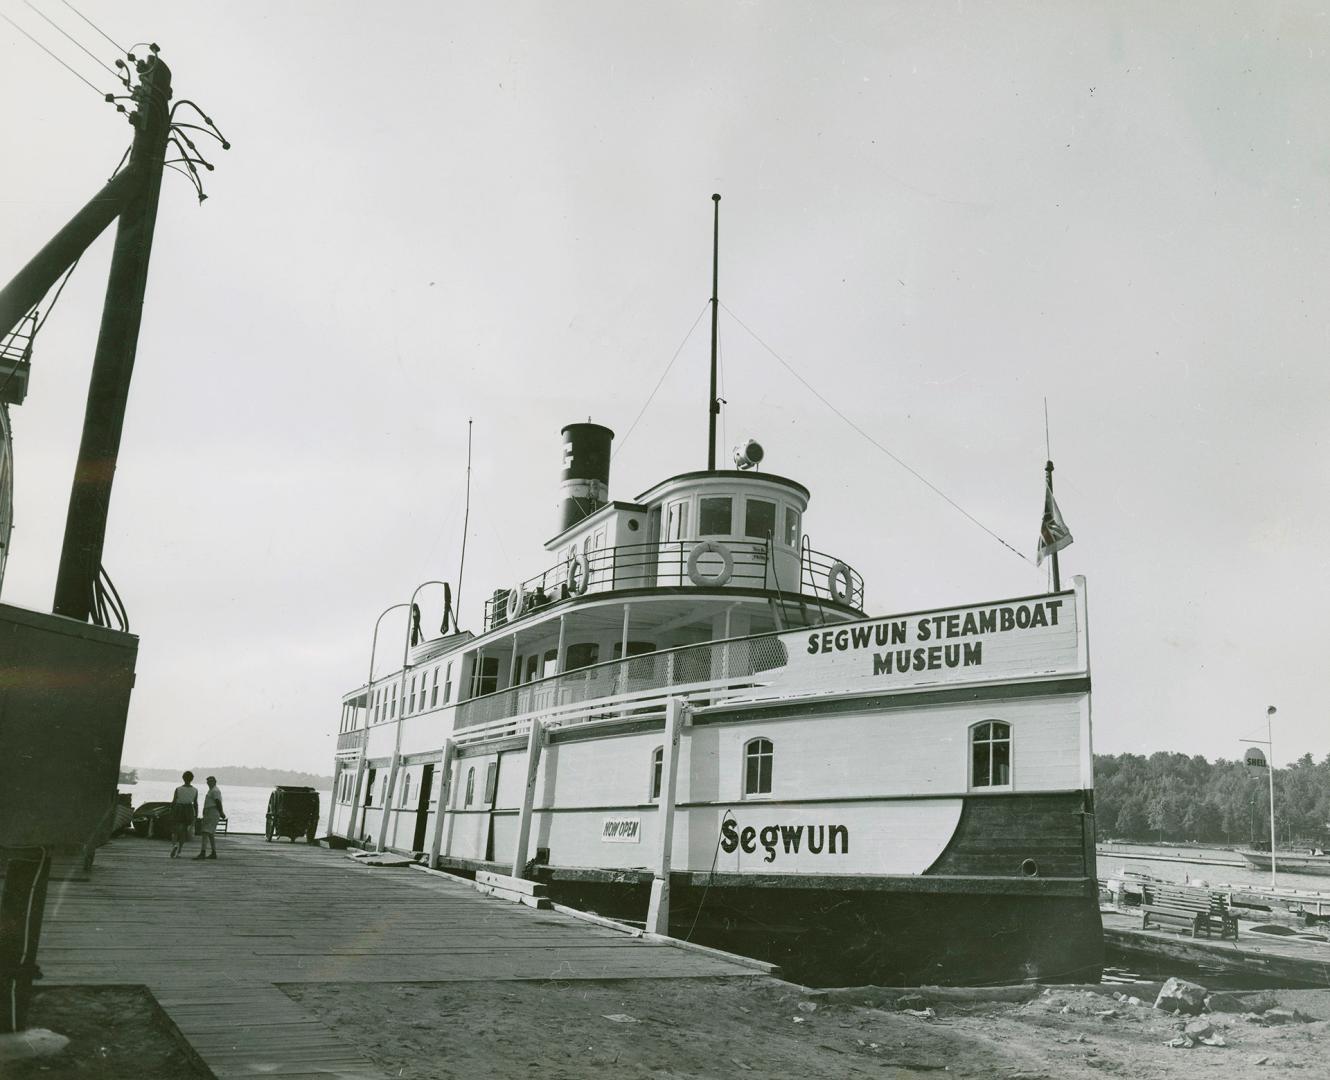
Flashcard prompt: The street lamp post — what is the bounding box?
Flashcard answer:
[1241,705,1278,888]
[375,581,450,852]
[345,602,410,845]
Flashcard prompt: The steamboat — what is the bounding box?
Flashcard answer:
[324,206,1102,986]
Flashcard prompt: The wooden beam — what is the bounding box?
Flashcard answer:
[646,697,686,934]
[427,739,456,868]
[509,719,544,878]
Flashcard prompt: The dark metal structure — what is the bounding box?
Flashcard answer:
[0,50,216,1033]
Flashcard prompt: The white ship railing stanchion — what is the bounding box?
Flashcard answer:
[428,738,456,869]
[510,718,546,877]
[646,697,688,935]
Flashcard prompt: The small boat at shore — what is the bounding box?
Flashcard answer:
[1238,849,1330,876]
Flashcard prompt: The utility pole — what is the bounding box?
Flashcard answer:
[52,55,173,620]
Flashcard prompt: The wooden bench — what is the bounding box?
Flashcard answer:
[1141,883,1238,940]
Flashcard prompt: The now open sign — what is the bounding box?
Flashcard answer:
[601,817,641,843]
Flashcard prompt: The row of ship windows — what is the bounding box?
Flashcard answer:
[338,662,458,732]
[336,722,1014,806]
[661,495,802,547]
[340,638,662,732]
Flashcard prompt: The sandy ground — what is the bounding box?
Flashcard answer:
[283,977,1330,1080]
[3,986,211,1079]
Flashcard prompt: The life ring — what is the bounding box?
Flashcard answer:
[687,540,734,587]
[827,561,853,605]
[505,583,525,621]
[565,544,591,595]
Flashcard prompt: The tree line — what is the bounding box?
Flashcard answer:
[1095,751,1330,846]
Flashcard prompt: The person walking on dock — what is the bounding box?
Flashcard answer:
[170,771,199,858]
[194,777,226,860]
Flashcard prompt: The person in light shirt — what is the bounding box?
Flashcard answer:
[193,776,227,860]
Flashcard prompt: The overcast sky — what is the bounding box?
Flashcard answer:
[2,2,1326,774]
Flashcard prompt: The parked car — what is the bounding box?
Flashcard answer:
[265,786,320,843]
[130,801,176,839]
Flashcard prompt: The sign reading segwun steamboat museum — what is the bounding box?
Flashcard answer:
[780,596,1078,691]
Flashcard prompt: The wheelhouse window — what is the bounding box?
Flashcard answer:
[744,737,773,797]
[464,767,475,807]
[649,746,664,801]
[783,507,801,547]
[665,499,689,541]
[699,496,733,536]
[971,721,1012,788]
[744,498,776,541]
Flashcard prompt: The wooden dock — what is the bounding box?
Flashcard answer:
[36,835,764,1078]
[1103,909,1330,987]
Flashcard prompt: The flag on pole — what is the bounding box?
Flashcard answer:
[1037,484,1073,565]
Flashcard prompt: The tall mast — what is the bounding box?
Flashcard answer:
[707,193,720,470]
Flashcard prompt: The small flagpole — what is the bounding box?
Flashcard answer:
[1045,459,1061,592]
[1042,399,1061,592]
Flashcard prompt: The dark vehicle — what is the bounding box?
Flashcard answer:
[265,786,320,843]
[130,801,175,839]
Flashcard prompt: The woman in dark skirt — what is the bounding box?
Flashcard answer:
[170,770,199,858]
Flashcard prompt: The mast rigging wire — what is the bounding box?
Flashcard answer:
[612,300,711,462]
[720,300,1033,566]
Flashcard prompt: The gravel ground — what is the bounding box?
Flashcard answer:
[282,976,1330,1079]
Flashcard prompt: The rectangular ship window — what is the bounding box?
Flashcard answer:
[784,507,801,547]
[744,498,776,541]
[699,496,733,536]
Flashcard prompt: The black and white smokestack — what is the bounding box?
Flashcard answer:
[559,423,614,533]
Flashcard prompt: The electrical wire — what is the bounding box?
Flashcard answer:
[21,0,120,79]
[612,300,711,462]
[684,807,735,942]
[59,0,125,55]
[0,11,107,96]
[33,257,80,336]
[721,301,1033,566]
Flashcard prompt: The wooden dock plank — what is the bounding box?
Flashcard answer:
[35,833,759,1076]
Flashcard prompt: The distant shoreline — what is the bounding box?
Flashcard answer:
[129,766,333,787]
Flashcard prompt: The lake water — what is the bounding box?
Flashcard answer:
[1098,843,1330,893]
[124,781,332,835]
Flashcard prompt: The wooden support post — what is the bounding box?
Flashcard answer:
[323,761,341,838]
[507,632,521,689]
[510,719,544,878]
[646,697,686,935]
[426,740,456,868]
[346,745,369,843]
